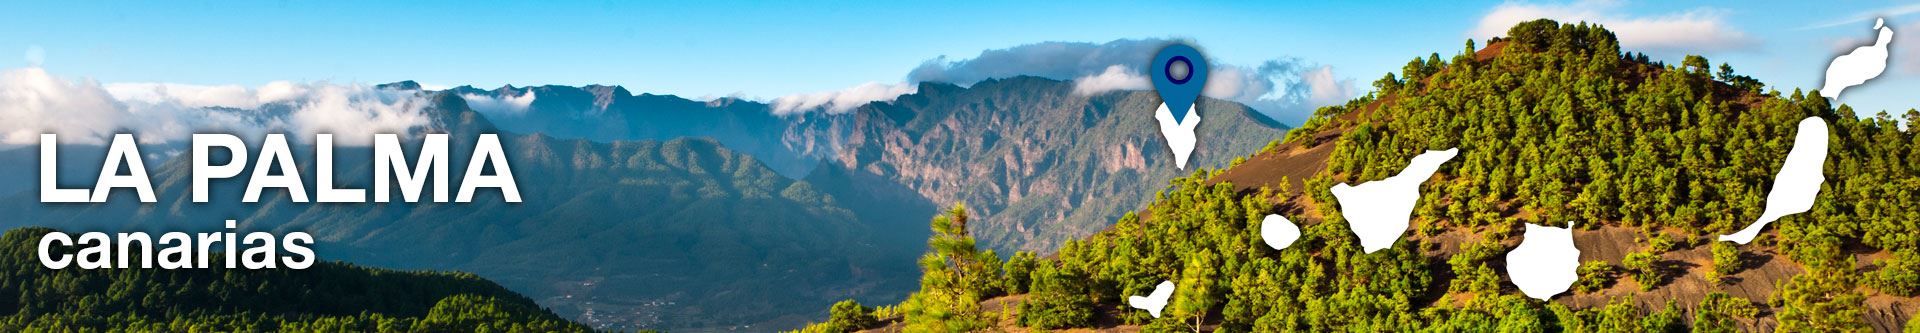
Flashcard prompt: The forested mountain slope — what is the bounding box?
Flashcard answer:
[801,19,1920,332]
[0,227,595,332]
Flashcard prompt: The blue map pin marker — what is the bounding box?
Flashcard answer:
[1151,44,1207,123]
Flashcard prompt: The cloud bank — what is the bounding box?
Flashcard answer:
[905,39,1175,86]
[2,67,433,146]
[774,39,1358,125]
[461,90,537,118]
[769,82,916,115]
[1472,0,1757,55]
[1071,65,1152,96]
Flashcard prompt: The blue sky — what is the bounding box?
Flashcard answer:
[3,1,1917,118]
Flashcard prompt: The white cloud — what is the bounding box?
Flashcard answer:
[1472,0,1757,54]
[1900,23,1920,76]
[907,40,1176,86]
[1,67,432,146]
[1205,65,1261,101]
[774,39,1357,125]
[1203,60,1359,125]
[1071,65,1151,96]
[0,68,128,145]
[1303,66,1358,107]
[461,90,537,117]
[769,82,916,115]
[106,83,262,108]
[280,84,433,146]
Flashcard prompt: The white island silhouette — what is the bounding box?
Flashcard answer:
[1126,280,1174,318]
[1154,103,1200,169]
[1508,222,1581,300]
[1331,148,1459,253]
[1822,18,1893,100]
[1720,117,1829,244]
[1260,214,1301,250]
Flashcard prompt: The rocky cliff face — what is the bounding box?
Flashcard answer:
[788,77,1289,251]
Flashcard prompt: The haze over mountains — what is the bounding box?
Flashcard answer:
[447,76,1290,252]
[0,76,1288,330]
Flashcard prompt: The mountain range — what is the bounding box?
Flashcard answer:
[0,76,1289,330]
[448,76,1291,252]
